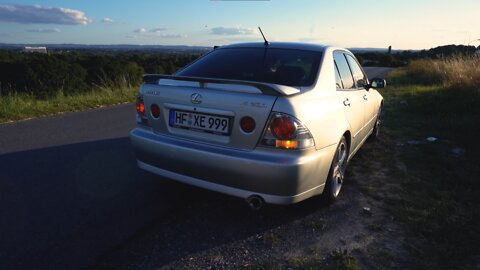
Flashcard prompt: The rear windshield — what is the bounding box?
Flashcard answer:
[177,48,322,87]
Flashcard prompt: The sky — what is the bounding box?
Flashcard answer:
[0,0,479,50]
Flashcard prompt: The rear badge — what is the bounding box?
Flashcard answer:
[191,93,203,104]
[240,101,267,108]
[146,90,160,96]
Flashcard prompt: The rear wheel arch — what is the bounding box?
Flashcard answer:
[323,135,349,204]
[369,102,383,141]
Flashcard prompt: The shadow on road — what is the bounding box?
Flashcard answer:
[0,137,326,270]
[0,137,177,269]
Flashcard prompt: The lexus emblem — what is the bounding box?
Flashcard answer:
[191,93,203,104]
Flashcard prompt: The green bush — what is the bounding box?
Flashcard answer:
[0,50,203,98]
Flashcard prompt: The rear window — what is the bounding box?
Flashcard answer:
[177,48,322,87]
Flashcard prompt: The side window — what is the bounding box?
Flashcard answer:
[334,62,343,89]
[333,52,355,89]
[345,54,366,88]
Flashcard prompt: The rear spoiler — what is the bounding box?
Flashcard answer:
[143,74,300,96]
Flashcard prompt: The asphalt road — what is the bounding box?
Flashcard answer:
[0,68,392,269]
[0,104,316,270]
[363,66,394,80]
[0,104,188,269]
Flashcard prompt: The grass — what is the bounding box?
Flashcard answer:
[378,57,480,269]
[406,56,480,90]
[0,86,137,123]
[325,249,361,270]
[247,249,360,270]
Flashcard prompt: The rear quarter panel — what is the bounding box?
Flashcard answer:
[272,47,350,151]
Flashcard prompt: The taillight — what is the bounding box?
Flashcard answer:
[260,113,314,149]
[240,116,256,133]
[271,115,295,139]
[136,96,148,125]
[136,96,145,117]
[151,104,160,118]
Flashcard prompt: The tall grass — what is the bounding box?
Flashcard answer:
[406,55,480,90]
[0,86,137,123]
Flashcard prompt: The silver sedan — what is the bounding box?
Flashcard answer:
[130,42,384,209]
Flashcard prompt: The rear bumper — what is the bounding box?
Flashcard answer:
[130,128,336,204]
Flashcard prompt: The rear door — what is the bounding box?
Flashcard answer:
[334,51,366,152]
[344,54,376,133]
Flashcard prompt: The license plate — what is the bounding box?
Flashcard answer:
[169,110,230,135]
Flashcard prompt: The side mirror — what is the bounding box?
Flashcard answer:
[367,78,386,89]
[357,78,367,88]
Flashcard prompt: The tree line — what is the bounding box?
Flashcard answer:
[0,50,202,98]
[0,44,477,98]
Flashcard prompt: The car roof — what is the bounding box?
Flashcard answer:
[219,42,327,52]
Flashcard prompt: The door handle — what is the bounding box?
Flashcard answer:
[363,94,368,101]
[343,98,351,106]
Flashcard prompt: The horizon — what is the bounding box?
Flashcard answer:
[1,0,479,50]
[3,42,470,52]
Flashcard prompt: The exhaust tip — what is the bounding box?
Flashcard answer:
[246,195,265,211]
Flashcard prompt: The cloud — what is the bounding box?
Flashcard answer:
[150,27,168,33]
[160,33,187,38]
[210,26,254,35]
[0,4,91,25]
[27,28,61,33]
[134,27,146,33]
[132,27,185,38]
[101,17,113,23]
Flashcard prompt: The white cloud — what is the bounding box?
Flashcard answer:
[132,27,186,38]
[134,27,146,33]
[160,33,187,38]
[27,28,61,33]
[101,17,113,23]
[150,27,168,33]
[0,4,91,25]
[210,26,254,36]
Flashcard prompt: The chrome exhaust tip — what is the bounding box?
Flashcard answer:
[246,195,264,211]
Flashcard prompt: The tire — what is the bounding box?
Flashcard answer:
[323,136,349,204]
[369,106,382,141]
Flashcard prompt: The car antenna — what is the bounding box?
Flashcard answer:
[258,27,269,47]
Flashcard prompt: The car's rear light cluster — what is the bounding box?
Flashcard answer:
[136,96,145,116]
[260,112,314,149]
[136,96,148,124]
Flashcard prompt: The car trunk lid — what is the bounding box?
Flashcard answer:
[140,75,300,150]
